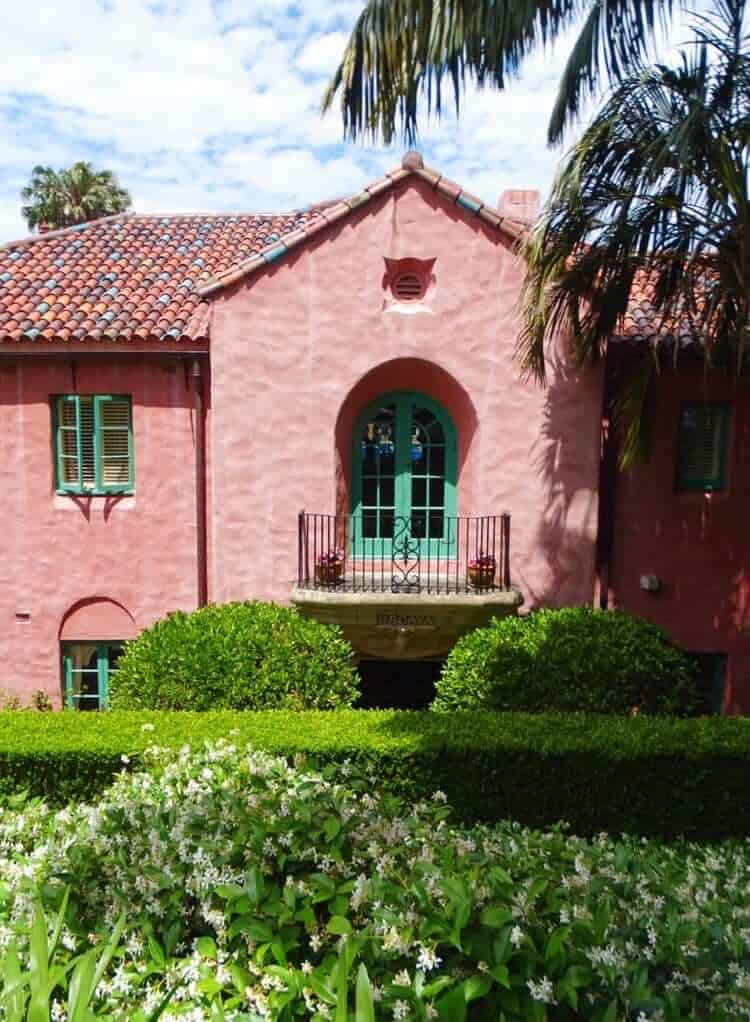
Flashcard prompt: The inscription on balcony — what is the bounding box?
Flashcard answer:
[375,613,435,629]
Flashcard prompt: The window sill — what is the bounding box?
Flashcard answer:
[54,492,136,510]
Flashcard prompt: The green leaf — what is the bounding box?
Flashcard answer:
[464,975,492,1003]
[490,964,510,988]
[602,1000,619,1022]
[197,977,223,996]
[196,936,218,960]
[436,985,467,1022]
[355,964,375,1022]
[323,818,341,842]
[148,937,165,969]
[327,916,352,936]
[480,907,513,928]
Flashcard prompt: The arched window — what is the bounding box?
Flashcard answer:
[352,392,457,553]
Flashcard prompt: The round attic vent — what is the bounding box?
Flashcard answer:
[392,271,425,302]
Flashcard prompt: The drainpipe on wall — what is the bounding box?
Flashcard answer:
[192,359,209,607]
[595,348,619,609]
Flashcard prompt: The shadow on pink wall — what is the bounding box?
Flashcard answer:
[526,363,600,609]
[333,357,478,516]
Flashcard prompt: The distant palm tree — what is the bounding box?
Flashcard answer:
[324,0,682,145]
[518,0,750,464]
[21,162,132,232]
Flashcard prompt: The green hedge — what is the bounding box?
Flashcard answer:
[434,607,699,715]
[0,711,748,839]
[111,601,359,710]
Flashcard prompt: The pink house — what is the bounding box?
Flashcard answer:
[0,152,747,712]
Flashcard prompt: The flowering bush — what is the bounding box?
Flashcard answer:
[434,607,699,715]
[110,601,360,711]
[1,740,749,1020]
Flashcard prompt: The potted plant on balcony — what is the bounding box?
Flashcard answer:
[315,549,345,586]
[468,552,496,590]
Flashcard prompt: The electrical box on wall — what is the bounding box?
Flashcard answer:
[639,574,660,592]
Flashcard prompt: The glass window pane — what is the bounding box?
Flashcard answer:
[380,477,394,507]
[379,449,395,475]
[429,477,444,507]
[362,476,377,506]
[430,445,445,475]
[429,511,445,539]
[362,510,377,538]
[411,512,427,538]
[379,512,394,538]
[412,477,427,507]
[428,419,444,443]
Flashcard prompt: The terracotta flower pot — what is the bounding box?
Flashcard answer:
[468,564,496,589]
[315,561,344,585]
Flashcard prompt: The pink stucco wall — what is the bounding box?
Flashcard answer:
[0,356,200,704]
[609,369,750,713]
[207,177,603,611]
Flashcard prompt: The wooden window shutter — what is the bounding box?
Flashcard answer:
[79,398,96,488]
[56,395,83,491]
[95,396,133,492]
[677,403,729,491]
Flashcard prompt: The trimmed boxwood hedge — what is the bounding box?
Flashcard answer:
[434,607,699,715]
[0,711,748,840]
[110,601,359,710]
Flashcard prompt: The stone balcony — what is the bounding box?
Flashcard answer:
[292,511,523,659]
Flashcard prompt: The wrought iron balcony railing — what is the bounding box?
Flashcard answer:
[297,511,511,594]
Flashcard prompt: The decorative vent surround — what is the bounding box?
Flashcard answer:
[392,271,426,302]
[384,257,436,309]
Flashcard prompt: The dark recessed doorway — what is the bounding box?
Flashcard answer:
[357,658,443,709]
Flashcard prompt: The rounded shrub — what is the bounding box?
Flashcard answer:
[433,606,699,715]
[110,600,360,710]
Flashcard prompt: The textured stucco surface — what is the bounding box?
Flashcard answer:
[609,369,750,713]
[0,358,199,704]
[208,178,603,616]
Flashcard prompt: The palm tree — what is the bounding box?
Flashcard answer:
[518,0,750,464]
[21,162,132,233]
[324,0,682,145]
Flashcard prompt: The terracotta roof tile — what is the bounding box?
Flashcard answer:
[0,210,325,344]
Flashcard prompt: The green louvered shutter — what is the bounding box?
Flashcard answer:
[676,403,729,492]
[56,395,83,491]
[95,396,133,492]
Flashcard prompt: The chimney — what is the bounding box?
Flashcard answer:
[498,189,540,224]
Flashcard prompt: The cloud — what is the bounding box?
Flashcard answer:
[0,0,587,243]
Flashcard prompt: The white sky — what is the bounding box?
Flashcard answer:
[0,0,692,242]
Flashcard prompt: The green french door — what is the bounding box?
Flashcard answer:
[352,391,457,556]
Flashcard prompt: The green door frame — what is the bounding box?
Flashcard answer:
[351,390,457,557]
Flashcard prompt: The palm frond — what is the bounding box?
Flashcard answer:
[519,0,750,463]
[323,0,582,144]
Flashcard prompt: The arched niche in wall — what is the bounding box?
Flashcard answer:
[334,358,477,517]
[59,597,138,642]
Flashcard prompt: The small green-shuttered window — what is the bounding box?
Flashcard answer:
[54,395,134,494]
[676,402,729,492]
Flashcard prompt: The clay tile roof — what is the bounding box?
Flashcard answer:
[616,271,699,345]
[0,153,540,346]
[0,209,325,344]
